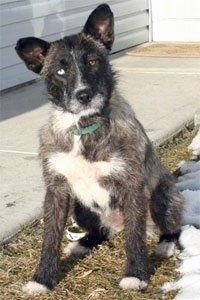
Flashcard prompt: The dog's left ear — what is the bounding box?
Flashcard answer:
[83,4,114,51]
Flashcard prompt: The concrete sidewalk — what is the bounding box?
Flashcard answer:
[1,54,200,243]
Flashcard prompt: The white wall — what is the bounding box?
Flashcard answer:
[151,0,200,41]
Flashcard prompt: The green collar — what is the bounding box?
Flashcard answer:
[72,122,101,136]
[71,108,110,136]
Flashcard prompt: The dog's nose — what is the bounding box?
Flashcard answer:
[76,89,92,104]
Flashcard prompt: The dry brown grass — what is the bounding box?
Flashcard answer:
[158,127,194,172]
[127,42,200,58]
[0,128,195,300]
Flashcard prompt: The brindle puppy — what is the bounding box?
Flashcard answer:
[15,4,183,295]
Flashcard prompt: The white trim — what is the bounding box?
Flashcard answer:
[115,67,200,75]
[148,0,153,42]
[0,150,37,155]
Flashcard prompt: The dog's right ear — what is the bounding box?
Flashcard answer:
[15,37,51,74]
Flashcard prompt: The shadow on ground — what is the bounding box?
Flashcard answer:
[0,80,47,121]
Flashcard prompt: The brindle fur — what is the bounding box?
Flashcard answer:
[15,4,183,293]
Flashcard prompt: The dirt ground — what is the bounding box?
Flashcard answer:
[127,42,200,58]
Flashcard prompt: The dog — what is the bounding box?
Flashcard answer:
[15,3,183,295]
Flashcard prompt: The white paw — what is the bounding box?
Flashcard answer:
[156,241,177,258]
[63,241,89,257]
[119,277,148,290]
[22,280,49,295]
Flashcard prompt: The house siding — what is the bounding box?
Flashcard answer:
[0,0,149,91]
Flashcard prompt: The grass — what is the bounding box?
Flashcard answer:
[158,127,195,172]
[0,128,195,300]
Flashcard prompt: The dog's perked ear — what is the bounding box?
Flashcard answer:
[15,37,50,74]
[83,3,114,51]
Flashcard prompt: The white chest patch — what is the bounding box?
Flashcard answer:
[52,108,101,134]
[48,136,125,211]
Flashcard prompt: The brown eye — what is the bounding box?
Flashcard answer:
[89,59,97,67]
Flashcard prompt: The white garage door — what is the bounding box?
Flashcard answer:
[151,0,200,42]
[0,0,149,91]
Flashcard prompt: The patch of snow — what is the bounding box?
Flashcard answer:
[178,170,200,182]
[178,255,200,274]
[176,176,200,191]
[181,191,200,228]
[162,157,200,300]
[162,273,200,292]
[188,129,200,157]
[162,274,200,300]
[177,160,200,174]
[179,225,200,257]
[162,226,200,300]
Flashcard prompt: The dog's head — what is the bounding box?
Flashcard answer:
[15,4,115,115]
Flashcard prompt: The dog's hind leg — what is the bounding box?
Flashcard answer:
[150,174,183,258]
[64,200,109,257]
[22,177,70,295]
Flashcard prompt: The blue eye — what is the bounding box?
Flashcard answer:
[57,68,65,75]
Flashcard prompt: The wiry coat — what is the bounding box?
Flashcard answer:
[15,4,183,295]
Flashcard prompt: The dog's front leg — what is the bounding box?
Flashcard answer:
[22,177,70,295]
[119,186,149,290]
